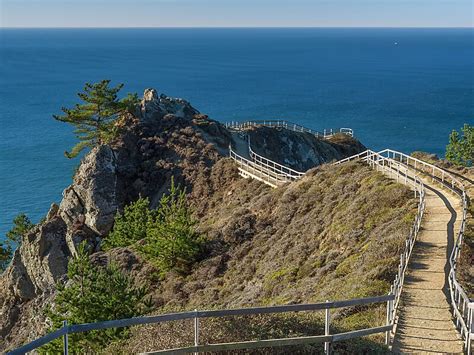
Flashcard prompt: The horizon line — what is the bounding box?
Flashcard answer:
[1,26,473,30]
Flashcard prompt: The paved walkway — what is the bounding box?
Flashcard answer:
[392,177,464,354]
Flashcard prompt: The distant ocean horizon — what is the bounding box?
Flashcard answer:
[0,27,473,239]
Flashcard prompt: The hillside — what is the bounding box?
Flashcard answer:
[106,160,416,354]
[0,88,416,353]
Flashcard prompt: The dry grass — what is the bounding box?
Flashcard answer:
[102,161,416,353]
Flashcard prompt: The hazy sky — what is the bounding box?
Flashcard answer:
[1,0,473,28]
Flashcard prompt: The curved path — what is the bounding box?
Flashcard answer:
[392,177,464,354]
[228,125,471,353]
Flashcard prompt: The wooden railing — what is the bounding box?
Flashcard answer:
[8,295,394,355]
[225,120,354,138]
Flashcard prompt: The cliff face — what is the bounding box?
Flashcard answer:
[248,127,366,171]
[0,89,366,350]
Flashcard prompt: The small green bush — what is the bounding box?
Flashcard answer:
[104,180,203,275]
[40,241,150,354]
[139,182,202,274]
[103,197,155,250]
[446,124,473,166]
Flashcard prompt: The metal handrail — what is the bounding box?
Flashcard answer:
[8,295,394,355]
[229,147,289,188]
[348,151,426,336]
[248,145,305,179]
[225,120,354,138]
[336,148,473,353]
[10,146,471,354]
[376,149,472,353]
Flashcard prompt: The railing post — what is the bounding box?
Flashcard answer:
[386,291,393,346]
[194,309,199,354]
[467,303,473,355]
[325,300,331,355]
[62,320,68,355]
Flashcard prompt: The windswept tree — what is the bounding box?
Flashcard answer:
[0,213,34,272]
[446,124,474,166]
[54,80,139,158]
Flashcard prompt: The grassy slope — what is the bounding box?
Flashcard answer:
[105,160,417,354]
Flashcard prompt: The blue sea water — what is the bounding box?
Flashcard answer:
[0,28,473,239]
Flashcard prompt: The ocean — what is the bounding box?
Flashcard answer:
[0,28,473,239]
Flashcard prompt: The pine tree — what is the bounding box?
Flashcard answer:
[102,197,155,250]
[103,179,203,275]
[40,242,151,353]
[0,213,33,272]
[446,124,474,166]
[53,80,139,158]
[141,180,202,274]
[6,213,33,244]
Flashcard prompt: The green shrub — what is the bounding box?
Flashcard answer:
[103,197,155,250]
[104,180,203,275]
[446,124,473,166]
[139,182,202,274]
[40,242,150,354]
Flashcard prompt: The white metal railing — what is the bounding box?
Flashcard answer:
[335,150,426,343]
[336,149,473,353]
[248,145,305,180]
[8,295,394,355]
[226,121,353,188]
[229,145,292,187]
[225,120,354,138]
[376,149,472,353]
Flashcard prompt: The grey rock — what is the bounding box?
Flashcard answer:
[60,144,118,237]
[140,88,199,121]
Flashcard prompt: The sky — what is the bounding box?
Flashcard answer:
[0,0,473,28]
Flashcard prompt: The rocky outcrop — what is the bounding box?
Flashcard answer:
[247,126,366,172]
[0,204,69,343]
[140,88,199,121]
[0,89,227,350]
[59,144,119,256]
[0,88,366,351]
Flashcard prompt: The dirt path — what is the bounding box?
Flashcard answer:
[392,177,464,354]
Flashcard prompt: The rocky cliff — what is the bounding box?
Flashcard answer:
[0,88,367,350]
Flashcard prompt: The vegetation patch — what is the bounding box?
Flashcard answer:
[0,213,34,272]
[104,180,203,276]
[40,242,151,354]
